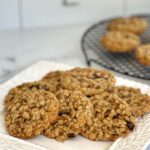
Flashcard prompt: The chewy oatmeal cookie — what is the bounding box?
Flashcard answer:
[107,17,148,35]
[113,86,150,117]
[66,67,114,80]
[5,82,59,139]
[63,68,115,90]
[4,81,53,96]
[41,71,64,92]
[79,88,105,97]
[59,75,111,91]
[41,68,115,92]
[43,90,93,142]
[101,31,141,53]
[41,70,70,93]
[81,92,135,141]
[135,44,150,66]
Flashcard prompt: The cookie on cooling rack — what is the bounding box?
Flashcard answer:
[113,86,150,117]
[101,31,141,53]
[5,81,59,139]
[135,44,150,66]
[80,92,135,141]
[43,90,93,142]
[107,17,148,35]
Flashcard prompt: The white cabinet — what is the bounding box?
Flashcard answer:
[127,0,150,14]
[0,0,19,30]
[22,0,124,28]
[0,0,149,30]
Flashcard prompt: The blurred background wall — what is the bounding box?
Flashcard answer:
[0,0,150,30]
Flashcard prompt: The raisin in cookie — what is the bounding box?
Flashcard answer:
[113,86,150,117]
[81,92,135,141]
[135,44,150,66]
[107,17,148,35]
[101,31,141,53]
[43,90,93,142]
[5,82,59,139]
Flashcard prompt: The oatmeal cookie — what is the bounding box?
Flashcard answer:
[4,81,53,96]
[43,90,93,142]
[41,70,68,93]
[59,76,110,91]
[41,68,115,92]
[66,68,115,90]
[107,17,148,35]
[81,92,135,141]
[5,82,59,139]
[67,68,114,80]
[79,87,104,97]
[101,31,141,53]
[113,86,150,117]
[135,44,150,66]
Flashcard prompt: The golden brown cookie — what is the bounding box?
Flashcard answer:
[41,68,116,92]
[5,82,59,139]
[135,44,150,66]
[41,70,70,93]
[79,88,105,97]
[101,31,141,53]
[81,92,135,141]
[107,17,148,35]
[64,68,115,90]
[113,86,150,117]
[4,81,53,95]
[43,90,93,142]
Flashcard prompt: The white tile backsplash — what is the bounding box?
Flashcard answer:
[0,0,19,30]
[0,0,149,30]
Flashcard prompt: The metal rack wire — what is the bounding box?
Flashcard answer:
[81,14,150,80]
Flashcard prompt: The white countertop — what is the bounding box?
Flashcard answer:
[0,24,89,83]
[0,23,150,85]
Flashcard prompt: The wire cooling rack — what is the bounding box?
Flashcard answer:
[81,14,150,80]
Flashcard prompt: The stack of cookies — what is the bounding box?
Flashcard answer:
[101,17,150,66]
[4,68,150,142]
